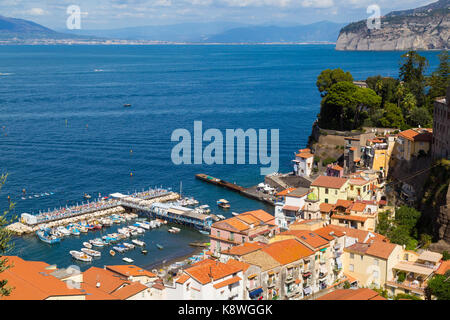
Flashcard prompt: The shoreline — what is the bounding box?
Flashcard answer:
[144,245,205,272]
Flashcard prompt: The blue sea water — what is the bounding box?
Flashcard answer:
[0,44,441,271]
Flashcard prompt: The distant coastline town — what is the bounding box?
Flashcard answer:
[1,46,449,301]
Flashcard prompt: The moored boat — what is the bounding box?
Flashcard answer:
[156,244,163,250]
[81,248,101,257]
[123,242,135,250]
[123,257,134,263]
[217,199,230,209]
[70,250,92,262]
[90,238,105,247]
[132,239,145,247]
[83,241,93,249]
[36,230,61,244]
[110,249,116,256]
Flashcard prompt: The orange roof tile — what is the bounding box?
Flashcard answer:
[175,274,191,284]
[331,214,368,223]
[111,282,148,300]
[262,239,314,265]
[311,176,348,189]
[334,199,354,209]
[296,152,314,159]
[226,259,251,272]
[281,230,330,250]
[326,225,387,243]
[320,203,334,213]
[83,267,129,294]
[345,241,397,260]
[314,226,346,240]
[436,261,450,275]
[212,276,242,289]
[398,128,432,142]
[184,259,243,285]
[0,256,86,300]
[80,282,119,300]
[221,242,265,256]
[350,202,366,212]
[331,164,344,171]
[318,288,386,300]
[106,265,157,278]
[276,188,296,197]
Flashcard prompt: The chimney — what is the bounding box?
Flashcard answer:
[96,282,101,288]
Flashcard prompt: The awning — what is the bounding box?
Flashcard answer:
[249,287,263,299]
[302,272,311,278]
[303,287,312,295]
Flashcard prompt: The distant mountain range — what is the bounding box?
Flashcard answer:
[0,15,345,44]
[336,0,449,51]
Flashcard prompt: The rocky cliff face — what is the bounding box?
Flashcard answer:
[336,0,449,51]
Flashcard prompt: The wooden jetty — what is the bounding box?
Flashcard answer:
[195,174,275,206]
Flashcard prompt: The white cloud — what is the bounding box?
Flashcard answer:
[301,0,334,8]
[26,7,48,16]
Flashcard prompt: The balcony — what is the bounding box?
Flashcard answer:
[319,272,328,280]
[386,279,426,294]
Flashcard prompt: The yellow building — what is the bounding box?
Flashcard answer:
[310,176,349,205]
[394,128,433,161]
[342,241,403,289]
[347,178,377,201]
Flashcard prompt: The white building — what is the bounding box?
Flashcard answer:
[293,148,314,177]
[275,187,311,230]
[165,259,244,300]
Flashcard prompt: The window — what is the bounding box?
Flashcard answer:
[373,270,379,279]
[335,190,338,195]
[349,264,354,272]
[374,258,379,266]
[325,188,329,194]
[217,231,220,238]
[325,199,328,203]
[360,255,363,261]
[350,253,354,259]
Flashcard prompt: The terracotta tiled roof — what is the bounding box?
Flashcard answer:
[0,256,86,300]
[281,230,330,250]
[311,176,348,189]
[262,239,314,265]
[314,226,346,240]
[226,259,251,272]
[331,164,343,171]
[111,282,148,300]
[331,214,368,223]
[106,265,157,278]
[349,178,371,186]
[436,261,450,275]
[345,241,398,260]
[282,205,300,211]
[175,274,191,284]
[80,282,119,300]
[334,199,354,209]
[212,276,242,289]
[398,128,432,142]
[320,203,334,213]
[184,259,242,285]
[83,267,129,294]
[276,188,296,197]
[317,288,386,300]
[221,242,265,256]
[296,152,314,159]
[350,202,366,212]
[212,217,250,233]
[326,225,387,243]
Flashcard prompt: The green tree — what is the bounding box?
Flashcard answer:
[319,81,381,130]
[395,206,422,231]
[427,50,449,101]
[401,92,417,114]
[0,174,14,297]
[399,51,429,108]
[409,107,432,128]
[316,68,354,97]
[378,103,406,129]
[426,271,450,300]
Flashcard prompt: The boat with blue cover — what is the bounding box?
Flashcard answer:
[36,229,61,244]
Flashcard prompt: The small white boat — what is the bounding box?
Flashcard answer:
[232,212,239,216]
[110,249,116,256]
[70,250,92,262]
[123,242,135,249]
[89,238,105,247]
[171,227,181,232]
[83,242,93,249]
[123,257,134,263]
[132,239,145,247]
[81,248,101,257]
[57,226,71,236]
[198,230,209,235]
[217,215,226,220]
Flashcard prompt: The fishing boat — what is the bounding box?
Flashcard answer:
[118,228,131,237]
[232,212,239,217]
[123,242,135,250]
[217,199,230,209]
[171,227,181,232]
[69,227,80,236]
[141,249,148,255]
[198,230,209,235]
[156,244,163,250]
[70,250,92,262]
[110,249,116,256]
[136,222,150,230]
[123,104,132,108]
[216,214,226,220]
[123,257,134,263]
[77,225,88,233]
[81,248,101,257]
[132,239,145,247]
[84,193,91,199]
[56,226,71,236]
[83,241,93,249]
[36,230,61,244]
[90,238,105,247]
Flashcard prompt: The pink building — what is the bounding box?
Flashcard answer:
[326,164,344,178]
[210,210,278,256]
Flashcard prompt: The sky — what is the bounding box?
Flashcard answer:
[0,0,437,30]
